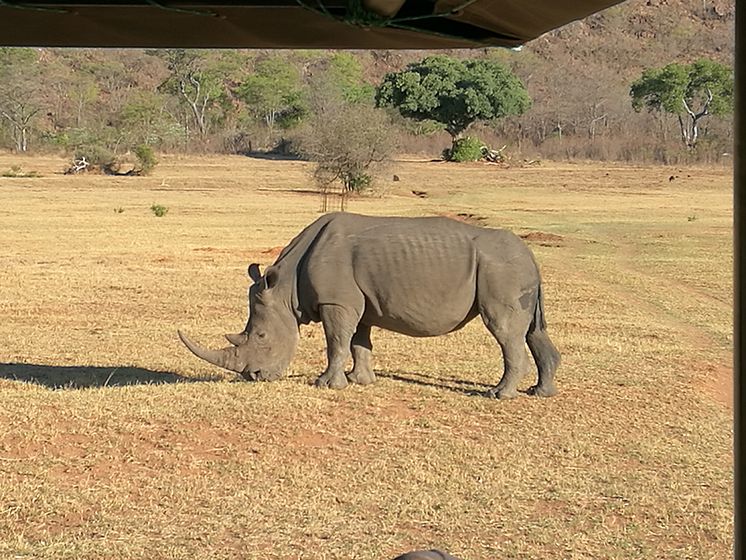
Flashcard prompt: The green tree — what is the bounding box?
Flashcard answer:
[630,59,733,149]
[152,49,229,139]
[376,55,531,156]
[327,53,375,104]
[116,90,179,147]
[237,56,307,141]
[68,77,100,129]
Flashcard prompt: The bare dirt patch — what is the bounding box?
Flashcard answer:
[261,246,284,259]
[697,363,733,409]
[289,427,342,449]
[439,211,488,225]
[519,231,565,247]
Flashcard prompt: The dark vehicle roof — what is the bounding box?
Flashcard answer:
[0,0,625,48]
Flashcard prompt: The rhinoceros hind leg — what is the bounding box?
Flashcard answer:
[315,304,362,390]
[481,310,531,400]
[526,329,560,397]
[348,323,376,385]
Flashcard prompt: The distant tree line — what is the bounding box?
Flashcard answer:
[0,47,733,171]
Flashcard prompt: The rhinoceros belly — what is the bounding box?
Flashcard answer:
[352,229,478,337]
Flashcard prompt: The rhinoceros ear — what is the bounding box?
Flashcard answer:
[248,263,262,283]
[264,266,279,290]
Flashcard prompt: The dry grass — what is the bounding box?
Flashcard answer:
[0,154,733,560]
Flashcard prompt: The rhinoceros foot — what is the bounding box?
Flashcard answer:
[527,383,558,397]
[347,368,376,386]
[485,386,519,400]
[314,370,349,390]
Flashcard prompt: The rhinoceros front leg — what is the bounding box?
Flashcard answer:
[348,322,376,385]
[315,304,360,389]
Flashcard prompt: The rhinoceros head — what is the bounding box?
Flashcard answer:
[178,263,299,381]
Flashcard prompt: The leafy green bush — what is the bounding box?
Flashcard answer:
[150,203,168,217]
[134,144,158,175]
[74,144,115,169]
[446,136,483,162]
[346,172,372,193]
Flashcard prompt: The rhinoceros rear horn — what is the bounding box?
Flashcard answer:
[177,330,245,373]
[225,332,248,346]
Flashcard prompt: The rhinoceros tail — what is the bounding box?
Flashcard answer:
[528,283,548,333]
[526,283,561,392]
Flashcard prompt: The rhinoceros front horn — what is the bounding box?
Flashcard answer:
[177,330,245,374]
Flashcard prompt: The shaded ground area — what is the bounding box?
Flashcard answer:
[0,363,202,389]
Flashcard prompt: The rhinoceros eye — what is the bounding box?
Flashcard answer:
[257,332,266,339]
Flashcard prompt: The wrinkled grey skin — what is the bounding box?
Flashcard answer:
[392,550,463,560]
[179,212,560,398]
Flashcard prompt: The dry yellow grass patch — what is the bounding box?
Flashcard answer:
[0,154,732,560]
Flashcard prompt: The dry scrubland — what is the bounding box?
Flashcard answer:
[0,154,733,559]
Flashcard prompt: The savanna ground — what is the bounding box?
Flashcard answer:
[0,153,733,560]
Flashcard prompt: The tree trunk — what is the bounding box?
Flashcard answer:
[2,109,36,152]
[679,89,713,149]
[180,76,208,138]
[447,130,461,159]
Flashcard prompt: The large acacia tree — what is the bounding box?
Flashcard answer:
[376,55,531,155]
[630,58,733,149]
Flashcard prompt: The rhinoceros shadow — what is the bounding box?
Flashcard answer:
[0,362,213,390]
[377,369,494,396]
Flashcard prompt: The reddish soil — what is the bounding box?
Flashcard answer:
[439,212,488,225]
[699,363,733,409]
[518,231,565,247]
[261,246,284,258]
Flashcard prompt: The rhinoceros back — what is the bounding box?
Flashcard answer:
[302,215,481,337]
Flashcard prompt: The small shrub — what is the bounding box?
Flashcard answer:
[134,144,158,175]
[223,132,254,155]
[2,165,39,178]
[446,136,483,162]
[64,144,115,174]
[114,207,125,214]
[346,172,372,193]
[75,144,115,168]
[150,204,168,217]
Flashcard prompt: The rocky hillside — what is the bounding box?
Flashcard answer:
[0,0,734,163]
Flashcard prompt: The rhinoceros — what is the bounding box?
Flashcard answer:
[392,551,463,560]
[178,212,560,399]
